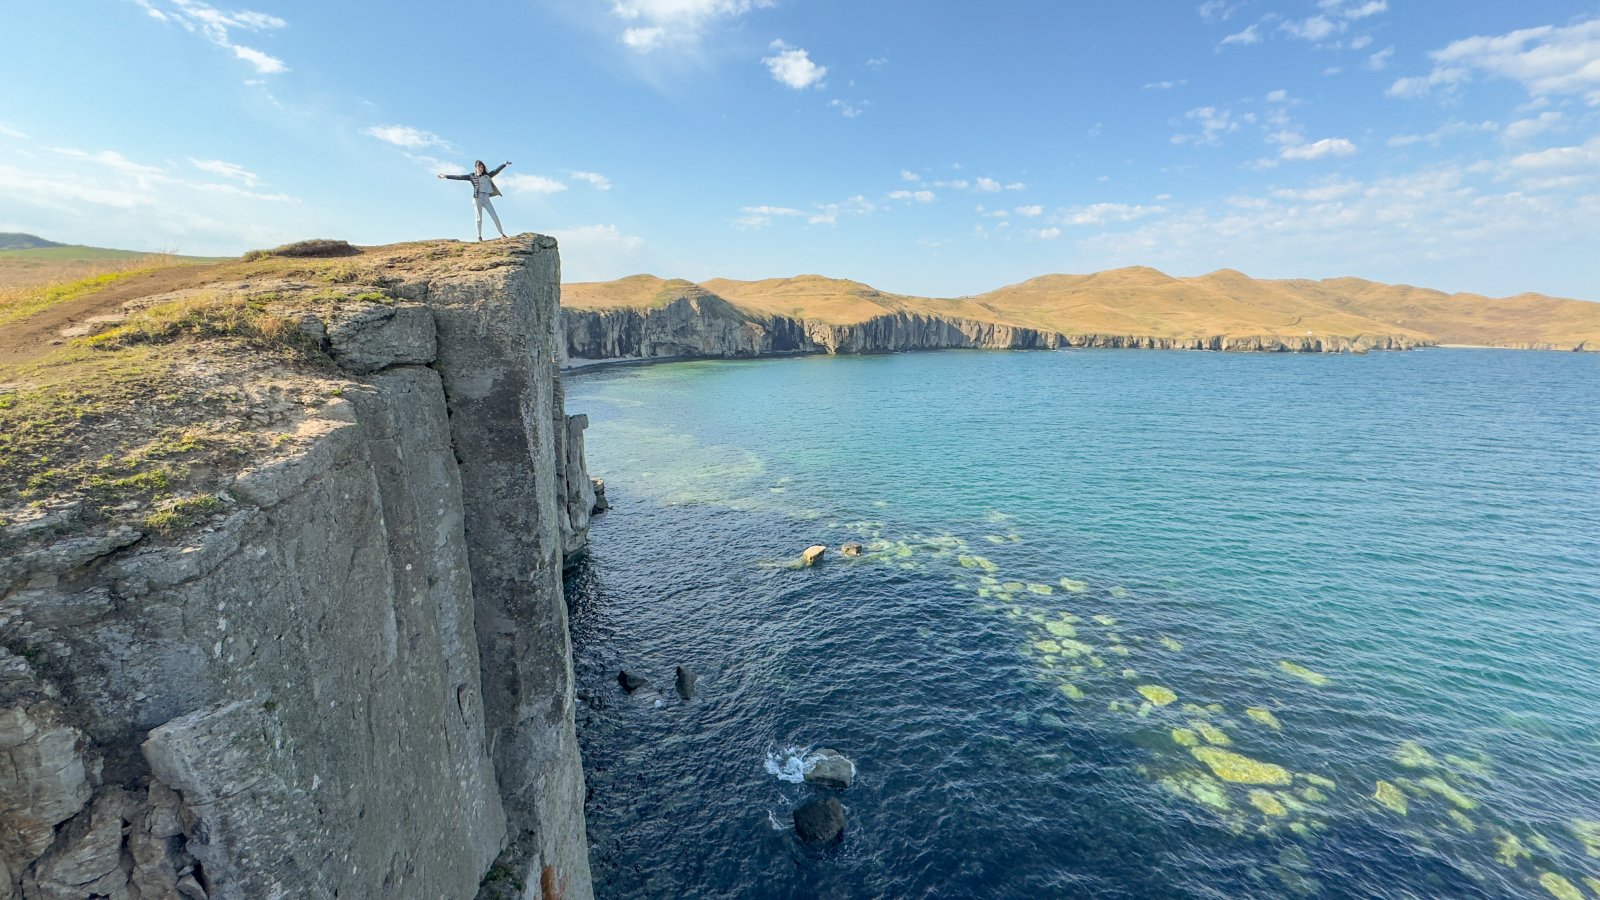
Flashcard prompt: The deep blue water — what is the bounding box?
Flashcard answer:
[563,348,1600,899]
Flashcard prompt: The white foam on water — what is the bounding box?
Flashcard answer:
[764,745,812,783]
[766,809,785,831]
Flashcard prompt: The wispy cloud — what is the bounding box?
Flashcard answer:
[1171,106,1241,146]
[1388,17,1600,103]
[498,173,568,195]
[189,158,260,187]
[888,189,937,203]
[1502,111,1563,143]
[1218,23,1261,48]
[569,170,613,190]
[1198,0,1246,24]
[363,124,453,151]
[1057,202,1167,226]
[1280,137,1359,160]
[137,0,288,74]
[1144,79,1188,90]
[830,98,865,118]
[610,0,772,52]
[764,40,827,89]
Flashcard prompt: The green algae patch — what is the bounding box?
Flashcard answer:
[1418,776,1477,811]
[1193,722,1231,747]
[1058,682,1085,701]
[1299,773,1336,791]
[1496,832,1532,867]
[1034,639,1063,655]
[958,555,998,571]
[1277,661,1331,686]
[1191,747,1292,786]
[1108,644,1131,657]
[1002,581,1025,593]
[1539,873,1584,900]
[1109,586,1130,599]
[1582,876,1600,897]
[1138,685,1177,706]
[1092,614,1118,627]
[1172,728,1200,748]
[1058,639,1094,657]
[1045,620,1078,639]
[1445,753,1492,778]
[1246,707,1282,730]
[1249,789,1288,817]
[1026,582,1053,595]
[1394,740,1439,769]
[1446,810,1476,833]
[1298,786,1328,804]
[1158,636,1183,652]
[1059,578,1088,592]
[1373,780,1408,815]
[1571,819,1600,857]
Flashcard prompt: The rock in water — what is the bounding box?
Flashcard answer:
[591,478,609,512]
[804,749,855,790]
[617,671,647,693]
[675,666,697,700]
[840,542,863,557]
[793,797,846,844]
[802,545,827,566]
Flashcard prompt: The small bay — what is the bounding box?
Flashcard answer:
[566,348,1600,899]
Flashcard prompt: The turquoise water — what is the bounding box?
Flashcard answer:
[564,348,1600,899]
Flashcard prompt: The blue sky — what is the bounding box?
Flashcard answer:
[2,1,1597,299]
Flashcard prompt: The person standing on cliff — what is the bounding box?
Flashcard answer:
[437,160,511,241]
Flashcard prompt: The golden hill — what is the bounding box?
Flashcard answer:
[563,268,1599,351]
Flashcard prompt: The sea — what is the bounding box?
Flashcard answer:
[562,347,1600,900]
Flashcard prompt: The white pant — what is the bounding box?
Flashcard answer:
[474,195,504,238]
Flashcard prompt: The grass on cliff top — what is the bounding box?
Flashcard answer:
[0,260,176,328]
[0,295,335,540]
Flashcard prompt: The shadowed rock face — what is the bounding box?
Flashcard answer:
[0,236,595,900]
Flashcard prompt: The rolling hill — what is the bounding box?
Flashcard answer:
[563,268,1599,358]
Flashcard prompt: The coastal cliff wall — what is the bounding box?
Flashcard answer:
[562,297,1421,364]
[1,237,596,899]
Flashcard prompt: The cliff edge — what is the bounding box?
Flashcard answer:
[1,237,596,899]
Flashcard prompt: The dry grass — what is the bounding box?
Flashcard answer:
[0,255,180,327]
[76,293,315,354]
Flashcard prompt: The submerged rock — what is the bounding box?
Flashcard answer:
[840,542,862,557]
[804,749,855,790]
[674,666,697,700]
[617,671,647,693]
[802,545,827,566]
[1191,747,1292,785]
[1373,780,1408,815]
[794,796,846,844]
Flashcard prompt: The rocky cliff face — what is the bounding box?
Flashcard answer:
[562,295,1420,364]
[1,237,596,899]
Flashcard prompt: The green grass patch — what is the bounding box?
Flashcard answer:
[77,294,320,355]
[0,268,154,328]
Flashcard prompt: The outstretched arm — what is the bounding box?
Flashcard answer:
[488,161,511,176]
[437,172,470,180]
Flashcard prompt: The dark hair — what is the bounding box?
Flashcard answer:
[474,160,486,173]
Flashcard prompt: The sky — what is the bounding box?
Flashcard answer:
[1,1,1597,300]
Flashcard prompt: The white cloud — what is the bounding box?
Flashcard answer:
[1366,46,1394,71]
[1174,106,1240,146]
[763,40,827,89]
[0,122,28,139]
[1283,15,1338,42]
[570,171,613,190]
[1015,205,1043,217]
[1088,122,1104,137]
[1266,89,1289,102]
[1281,137,1358,160]
[865,56,888,69]
[1387,120,1499,147]
[1218,24,1261,48]
[1034,227,1062,240]
[1198,0,1245,24]
[138,0,289,75]
[53,147,165,178]
[189,158,260,187]
[1389,17,1600,103]
[1342,1,1387,20]
[1508,135,1600,172]
[1502,111,1563,143]
[1059,203,1167,226]
[1271,180,1362,202]
[1005,182,1026,191]
[808,194,876,225]
[830,98,864,118]
[497,173,568,195]
[548,224,647,281]
[933,179,969,190]
[1350,34,1373,50]
[611,0,771,52]
[364,124,453,151]
[900,169,921,182]
[975,177,1002,192]
[888,190,936,203]
[1144,79,1188,90]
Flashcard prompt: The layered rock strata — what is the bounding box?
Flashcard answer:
[562,294,1420,364]
[1,237,596,899]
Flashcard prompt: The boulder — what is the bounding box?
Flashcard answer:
[803,749,855,790]
[591,479,610,512]
[793,797,846,844]
[617,671,647,694]
[801,545,826,566]
[674,667,697,701]
[840,542,862,557]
